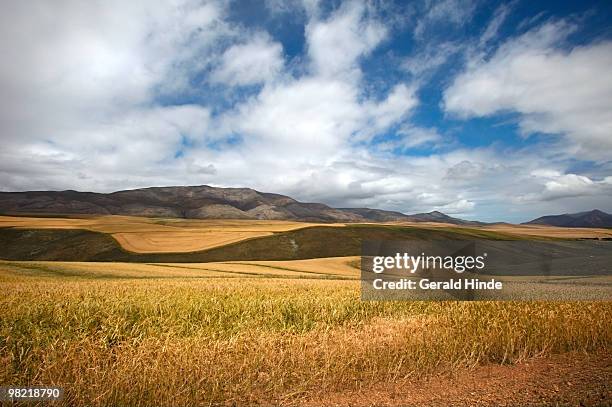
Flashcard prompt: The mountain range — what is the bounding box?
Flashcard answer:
[1,186,609,227]
[524,209,612,228]
[0,185,480,224]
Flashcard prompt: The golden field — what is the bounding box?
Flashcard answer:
[395,220,612,239]
[0,215,344,253]
[0,215,610,405]
[0,257,359,281]
[0,260,610,406]
[2,215,612,255]
[480,223,612,239]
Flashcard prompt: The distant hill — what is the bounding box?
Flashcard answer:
[524,209,612,228]
[339,207,413,222]
[0,185,477,224]
[405,210,485,226]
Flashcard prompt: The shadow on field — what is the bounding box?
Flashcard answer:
[0,225,521,262]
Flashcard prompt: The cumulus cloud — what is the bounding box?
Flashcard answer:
[231,77,362,155]
[210,34,284,86]
[0,0,229,187]
[515,171,612,202]
[444,20,612,160]
[306,1,387,78]
[445,160,488,182]
[0,0,425,205]
[0,0,227,124]
[222,4,417,161]
[366,85,419,133]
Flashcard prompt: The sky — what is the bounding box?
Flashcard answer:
[0,0,611,222]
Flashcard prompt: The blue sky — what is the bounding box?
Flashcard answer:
[0,0,611,222]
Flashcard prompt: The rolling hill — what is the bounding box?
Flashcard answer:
[0,185,476,224]
[404,210,485,225]
[0,223,517,262]
[525,209,612,228]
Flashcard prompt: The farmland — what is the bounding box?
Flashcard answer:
[1,215,611,256]
[0,215,344,253]
[0,215,611,405]
[1,260,610,406]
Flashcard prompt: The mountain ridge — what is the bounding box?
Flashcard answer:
[0,185,476,224]
[524,209,612,228]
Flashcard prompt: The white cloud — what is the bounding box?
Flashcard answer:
[0,0,229,192]
[366,84,419,132]
[515,171,612,202]
[397,126,442,149]
[402,42,462,78]
[403,2,513,82]
[444,20,612,160]
[0,0,231,162]
[414,0,478,39]
[444,160,488,181]
[1,1,225,109]
[478,2,513,47]
[210,34,284,86]
[0,0,428,212]
[306,1,387,78]
[378,125,442,152]
[223,5,417,160]
[232,77,362,155]
[434,199,475,214]
[544,174,594,199]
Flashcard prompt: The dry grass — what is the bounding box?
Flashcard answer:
[0,257,359,281]
[0,215,345,253]
[235,257,361,278]
[393,220,612,239]
[112,230,275,253]
[0,260,610,406]
[482,224,612,239]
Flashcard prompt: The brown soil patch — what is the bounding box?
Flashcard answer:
[298,352,611,407]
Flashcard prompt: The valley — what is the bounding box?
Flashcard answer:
[0,210,610,406]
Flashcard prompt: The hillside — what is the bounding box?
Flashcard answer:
[525,209,612,228]
[405,210,485,225]
[0,224,518,262]
[0,185,474,224]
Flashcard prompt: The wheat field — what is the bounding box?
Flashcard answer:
[3,215,611,256]
[394,221,612,239]
[0,215,345,253]
[1,260,610,406]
